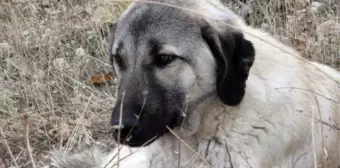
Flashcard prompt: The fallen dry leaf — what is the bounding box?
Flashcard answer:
[88,73,113,86]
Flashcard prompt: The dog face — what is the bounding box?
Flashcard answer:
[109,1,255,147]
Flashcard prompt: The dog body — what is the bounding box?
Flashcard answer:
[51,0,340,167]
[106,1,340,167]
[105,27,340,168]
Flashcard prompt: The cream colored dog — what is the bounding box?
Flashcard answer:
[51,0,340,167]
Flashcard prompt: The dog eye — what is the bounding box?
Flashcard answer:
[155,54,177,67]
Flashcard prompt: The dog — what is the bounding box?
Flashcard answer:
[50,0,340,167]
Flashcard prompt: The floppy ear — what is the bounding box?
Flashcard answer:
[200,25,255,106]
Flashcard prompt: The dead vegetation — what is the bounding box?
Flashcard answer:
[0,0,129,167]
[227,0,340,70]
[0,0,339,167]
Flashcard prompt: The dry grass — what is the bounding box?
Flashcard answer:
[0,0,339,167]
[0,0,131,167]
[227,0,340,70]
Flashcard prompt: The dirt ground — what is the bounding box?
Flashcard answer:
[0,0,339,167]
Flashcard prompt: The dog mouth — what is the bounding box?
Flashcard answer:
[111,113,181,147]
[112,126,160,147]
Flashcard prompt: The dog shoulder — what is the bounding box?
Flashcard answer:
[101,146,150,168]
[200,14,340,167]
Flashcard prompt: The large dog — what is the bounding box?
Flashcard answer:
[51,0,340,167]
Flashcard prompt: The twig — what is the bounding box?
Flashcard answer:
[315,96,328,160]
[104,87,149,167]
[0,128,19,168]
[104,136,158,168]
[117,90,126,168]
[292,150,312,168]
[319,120,340,131]
[180,94,190,132]
[216,128,234,168]
[121,88,148,148]
[217,127,254,168]
[166,126,214,168]
[64,93,94,153]
[225,141,234,168]
[177,139,181,168]
[23,114,37,168]
[0,150,9,168]
[311,101,317,168]
[106,89,146,166]
[298,112,340,131]
[275,87,339,104]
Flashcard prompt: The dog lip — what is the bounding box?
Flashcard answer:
[123,140,155,147]
[114,133,159,147]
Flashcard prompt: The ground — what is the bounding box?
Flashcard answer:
[0,0,339,167]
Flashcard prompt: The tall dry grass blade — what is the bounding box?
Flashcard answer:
[0,128,19,168]
[315,96,328,161]
[23,113,37,168]
[166,126,214,168]
[311,98,317,168]
[275,87,340,104]
[116,89,126,168]
[107,88,149,165]
[64,93,94,153]
[104,136,158,168]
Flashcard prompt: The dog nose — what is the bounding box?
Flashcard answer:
[111,105,140,142]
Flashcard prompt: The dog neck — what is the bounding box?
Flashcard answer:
[171,92,219,137]
[143,95,235,167]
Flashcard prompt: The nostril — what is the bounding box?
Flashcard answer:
[111,104,142,142]
[112,118,139,138]
[111,118,137,129]
[112,123,139,143]
[111,105,140,126]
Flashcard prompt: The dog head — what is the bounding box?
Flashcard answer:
[108,0,255,147]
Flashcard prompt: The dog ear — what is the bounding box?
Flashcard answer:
[200,25,255,106]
